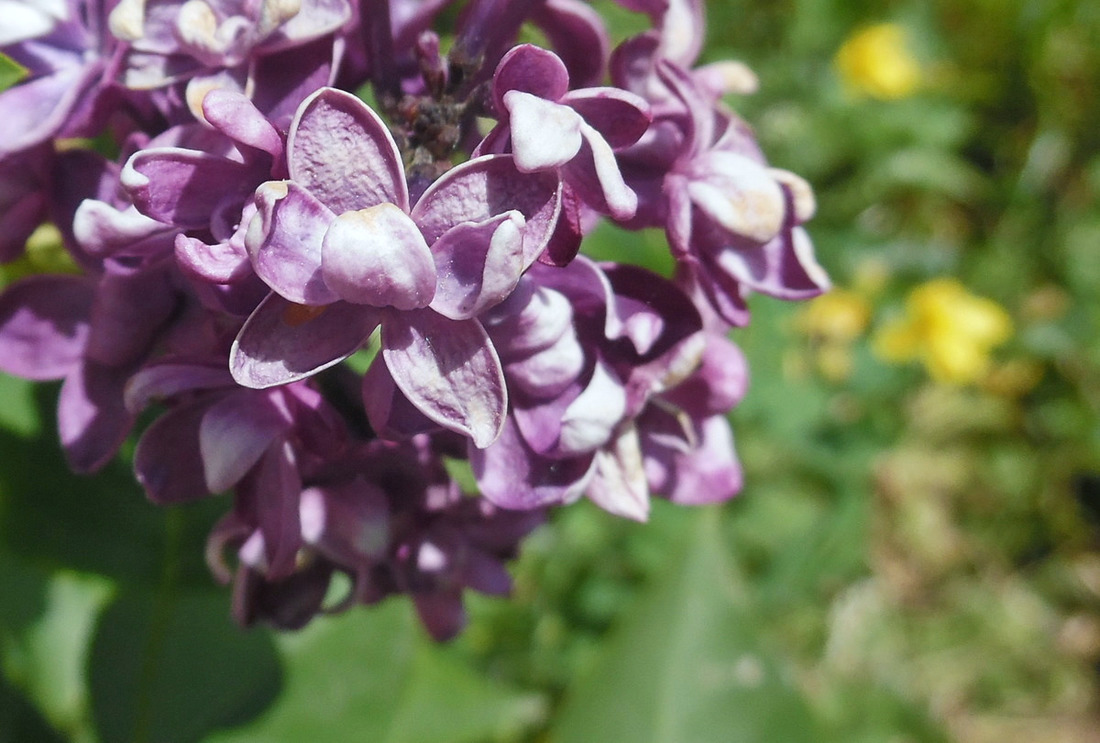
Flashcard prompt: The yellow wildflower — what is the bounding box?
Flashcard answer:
[873,278,1013,385]
[797,289,871,343]
[835,23,921,100]
[796,289,872,382]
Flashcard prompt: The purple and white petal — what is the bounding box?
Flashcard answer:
[586,426,649,521]
[470,417,595,510]
[321,204,437,309]
[200,388,295,492]
[561,88,651,148]
[412,154,561,266]
[122,147,251,229]
[492,44,571,113]
[429,211,526,320]
[504,91,583,172]
[246,179,339,305]
[287,87,409,214]
[231,292,381,388]
[381,309,506,448]
[201,88,284,160]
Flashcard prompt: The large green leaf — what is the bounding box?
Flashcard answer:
[550,508,820,743]
[0,673,66,743]
[0,568,111,741]
[209,599,546,743]
[88,590,282,743]
[0,380,225,587]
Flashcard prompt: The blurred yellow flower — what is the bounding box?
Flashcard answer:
[835,23,921,100]
[796,289,872,382]
[873,278,1013,385]
[797,289,871,343]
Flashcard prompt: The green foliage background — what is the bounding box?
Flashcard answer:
[2,1,1100,741]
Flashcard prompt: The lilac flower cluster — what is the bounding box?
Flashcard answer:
[0,0,828,639]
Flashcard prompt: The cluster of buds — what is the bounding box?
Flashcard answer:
[0,0,828,639]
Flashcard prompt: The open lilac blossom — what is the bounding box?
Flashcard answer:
[229,86,561,446]
[0,0,829,638]
[476,44,650,222]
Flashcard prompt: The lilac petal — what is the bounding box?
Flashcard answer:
[714,226,830,300]
[122,148,251,229]
[412,154,561,264]
[511,381,577,454]
[559,360,626,453]
[124,362,234,413]
[381,309,506,448]
[530,0,610,89]
[299,482,389,563]
[503,331,585,402]
[504,91,583,172]
[644,414,742,505]
[481,279,575,359]
[664,174,693,256]
[287,87,409,214]
[0,275,94,380]
[246,180,339,305]
[539,184,582,266]
[686,151,786,244]
[0,63,91,154]
[412,591,467,642]
[85,266,178,369]
[528,257,620,339]
[231,292,381,388]
[175,234,252,284]
[470,417,595,509]
[59,361,135,474]
[361,356,440,440]
[492,44,571,113]
[562,88,651,148]
[604,263,702,359]
[0,147,49,262]
[0,0,66,44]
[264,0,353,50]
[72,201,172,257]
[237,441,303,580]
[586,426,649,521]
[661,335,748,418]
[657,0,705,66]
[200,389,295,492]
[249,35,340,130]
[429,211,526,320]
[694,259,751,327]
[563,123,638,220]
[201,88,284,160]
[321,204,437,309]
[133,400,211,504]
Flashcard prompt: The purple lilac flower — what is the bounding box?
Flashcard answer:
[227,86,561,446]
[0,0,829,638]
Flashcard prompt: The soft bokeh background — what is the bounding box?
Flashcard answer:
[2,1,1099,741]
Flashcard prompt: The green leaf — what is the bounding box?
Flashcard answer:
[0,54,27,94]
[0,674,66,743]
[209,600,546,743]
[88,590,282,743]
[550,508,820,743]
[0,382,225,587]
[0,569,111,741]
